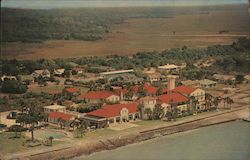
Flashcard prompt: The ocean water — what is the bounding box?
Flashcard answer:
[1,0,249,9]
[74,121,250,160]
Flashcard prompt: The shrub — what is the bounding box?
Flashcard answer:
[1,80,27,94]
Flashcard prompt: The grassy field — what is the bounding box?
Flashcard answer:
[1,5,249,60]
[28,84,89,94]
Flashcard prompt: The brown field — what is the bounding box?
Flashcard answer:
[2,10,250,60]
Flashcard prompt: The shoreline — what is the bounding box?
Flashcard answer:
[16,106,249,160]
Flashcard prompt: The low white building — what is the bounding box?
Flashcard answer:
[158,64,181,73]
[0,75,17,81]
[100,69,134,78]
[32,69,51,79]
[54,68,65,76]
[44,104,66,113]
[199,79,217,88]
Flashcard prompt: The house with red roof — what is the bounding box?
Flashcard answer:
[158,92,190,114]
[83,103,140,128]
[78,90,120,104]
[172,85,205,110]
[48,112,75,127]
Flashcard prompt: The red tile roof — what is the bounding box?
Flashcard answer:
[144,83,157,95]
[65,87,79,93]
[131,84,157,95]
[172,85,197,95]
[49,112,74,121]
[79,91,118,99]
[158,92,189,104]
[87,103,139,118]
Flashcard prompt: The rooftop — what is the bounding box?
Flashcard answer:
[78,90,118,99]
[100,69,134,75]
[44,104,66,110]
[158,92,189,104]
[158,64,180,69]
[49,112,74,121]
[54,68,65,74]
[87,103,138,118]
[144,83,158,95]
[33,69,50,74]
[65,87,79,93]
[199,79,217,85]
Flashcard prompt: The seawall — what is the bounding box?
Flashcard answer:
[19,107,249,160]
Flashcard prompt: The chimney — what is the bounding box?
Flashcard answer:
[120,91,124,100]
[167,75,179,90]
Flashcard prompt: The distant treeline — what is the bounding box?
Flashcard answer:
[1,38,250,80]
[1,5,245,43]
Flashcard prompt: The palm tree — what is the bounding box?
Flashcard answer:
[227,97,234,109]
[223,97,233,109]
[205,93,214,110]
[144,108,153,120]
[171,105,179,121]
[71,119,88,138]
[213,96,222,109]
[58,118,66,129]
[152,104,164,120]
[190,96,198,114]
[48,136,54,146]
[70,119,80,131]
[137,104,144,119]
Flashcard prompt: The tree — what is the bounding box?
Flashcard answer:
[152,104,164,120]
[190,96,198,113]
[1,80,27,94]
[205,93,214,110]
[8,124,26,138]
[172,106,180,120]
[16,101,45,142]
[125,88,134,100]
[70,119,88,138]
[165,111,173,121]
[55,79,60,85]
[213,97,222,109]
[235,75,244,84]
[48,136,54,146]
[144,108,153,120]
[156,87,163,96]
[223,97,233,109]
[226,97,234,109]
[58,118,66,129]
[138,84,147,98]
[137,104,144,119]
[37,76,47,87]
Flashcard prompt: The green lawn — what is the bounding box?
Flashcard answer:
[0,132,27,154]
[20,75,34,81]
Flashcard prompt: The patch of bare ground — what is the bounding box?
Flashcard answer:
[1,10,249,60]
